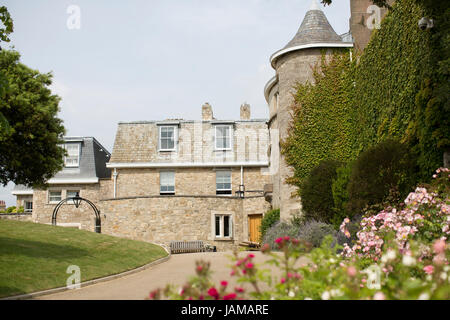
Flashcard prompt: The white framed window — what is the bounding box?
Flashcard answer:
[24,201,33,213]
[216,170,232,195]
[67,190,80,204]
[159,126,177,151]
[215,215,232,238]
[49,190,62,204]
[64,143,80,167]
[215,125,232,150]
[160,171,175,195]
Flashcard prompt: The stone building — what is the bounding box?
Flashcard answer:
[350,0,390,51]
[264,0,353,221]
[12,136,112,230]
[10,0,389,249]
[101,103,271,250]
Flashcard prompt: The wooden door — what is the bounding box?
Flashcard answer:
[248,214,263,243]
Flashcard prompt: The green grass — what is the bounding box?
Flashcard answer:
[0,219,168,298]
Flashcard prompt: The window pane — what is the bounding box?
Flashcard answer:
[160,127,175,150]
[25,201,33,212]
[215,216,221,237]
[64,144,79,166]
[67,190,80,204]
[160,171,175,193]
[49,191,61,202]
[224,216,230,237]
[216,171,231,191]
[216,126,230,149]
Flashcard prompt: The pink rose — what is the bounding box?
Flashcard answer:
[423,265,434,275]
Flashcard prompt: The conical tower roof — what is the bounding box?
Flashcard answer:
[270,0,352,68]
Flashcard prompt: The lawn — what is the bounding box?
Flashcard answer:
[0,219,168,298]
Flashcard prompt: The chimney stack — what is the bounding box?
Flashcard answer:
[202,102,213,121]
[240,103,251,120]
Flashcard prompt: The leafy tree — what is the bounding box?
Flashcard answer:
[0,50,65,187]
[0,6,14,127]
[299,160,342,224]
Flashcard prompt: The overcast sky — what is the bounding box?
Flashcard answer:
[0,0,351,206]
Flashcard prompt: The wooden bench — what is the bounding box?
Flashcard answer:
[170,240,205,254]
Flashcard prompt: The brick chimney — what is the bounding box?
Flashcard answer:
[202,102,213,121]
[240,103,251,120]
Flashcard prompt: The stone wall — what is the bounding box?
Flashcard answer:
[32,179,112,231]
[350,0,390,52]
[99,195,270,251]
[113,167,270,199]
[0,213,33,222]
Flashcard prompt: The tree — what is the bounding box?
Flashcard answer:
[0,6,14,127]
[0,50,66,187]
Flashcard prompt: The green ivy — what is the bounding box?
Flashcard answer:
[281,51,358,186]
[354,0,449,179]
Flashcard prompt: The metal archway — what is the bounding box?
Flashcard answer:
[51,193,101,233]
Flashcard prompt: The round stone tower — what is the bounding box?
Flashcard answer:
[264,0,353,221]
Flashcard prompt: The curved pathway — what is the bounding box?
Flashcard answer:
[37,251,298,300]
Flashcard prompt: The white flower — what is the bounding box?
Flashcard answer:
[330,289,343,297]
[440,272,447,281]
[304,297,312,300]
[402,255,416,266]
[418,292,430,300]
[381,250,396,263]
[288,291,295,297]
[321,291,331,300]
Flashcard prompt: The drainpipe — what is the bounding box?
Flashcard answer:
[239,166,245,198]
[113,168,118,198]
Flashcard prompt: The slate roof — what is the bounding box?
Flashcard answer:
[283,1,344,49]
[12,137,111,194]
[270,0,353,68]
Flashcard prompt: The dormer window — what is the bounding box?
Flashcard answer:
[64,143,80,167]
[215,125,232,151]
[159,126,177,152]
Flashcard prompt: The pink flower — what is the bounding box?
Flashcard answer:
[196,265,203,272]
[235,287,245,293]
[248,253,255,259]
[284,236,290,241]
[223,293,237,300]
[207,287,219,299]
[280,278,286,284]
[245,263,254,269]
[347,266,357,277]
[433,239,446,254]
[220,281,228,287]
[423,265,434,275]
[275,237,283,244]
[230,270,236,276]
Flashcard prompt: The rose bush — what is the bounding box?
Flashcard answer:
[149,168,450,300]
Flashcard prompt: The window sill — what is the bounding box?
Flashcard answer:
[214,237,234,241]
[158,149,176,153]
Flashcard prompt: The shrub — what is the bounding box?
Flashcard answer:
[5,206,15,213]
[342,167,449,260]
[300,160,342,223]
[346,139,417,216]
[260,209,280,240]
[331,162,353,229]
[297,220,337,248]
[262,222,299,250]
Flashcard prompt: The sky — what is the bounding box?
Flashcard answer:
[0,0,351,206]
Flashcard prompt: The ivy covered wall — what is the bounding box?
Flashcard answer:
[283,0,449,192]
[354,0,448,178]
[282,51,358,186]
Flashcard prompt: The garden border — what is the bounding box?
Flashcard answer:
[1,246,171,300]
